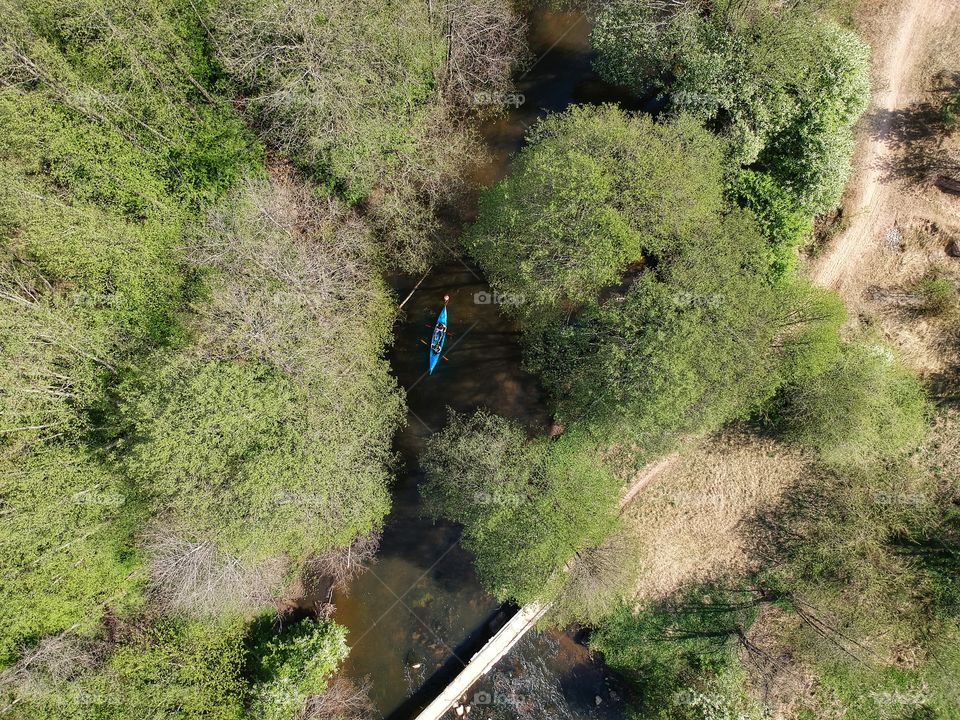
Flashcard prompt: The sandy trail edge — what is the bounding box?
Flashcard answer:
[811,0,954,290]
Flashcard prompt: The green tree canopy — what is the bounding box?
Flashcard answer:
[467,105,725,323]
[1,614,352,720]
[590,0,871,214]
[123,355,392,564]
[421,411,622,606]
[528,210,844,446]
[0,0,259,666]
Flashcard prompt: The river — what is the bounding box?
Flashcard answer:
[331,10,640,719]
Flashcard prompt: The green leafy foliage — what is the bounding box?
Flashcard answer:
[0,0,261,440]
[942,90,960,130]
[467,105,724,323]
[2,618,249,720]
[914,274,957,315]
[590,0,871,214]
[528,211,844,446]
[421,411,622,606]
[729,170,813,276]
[777,341,928,465]
[0,446,143,667]
[1,0,258,205]
[119,175,403,584]
[248,618,349,720]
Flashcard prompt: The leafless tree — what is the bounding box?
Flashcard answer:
[302,530,380,596]
[0,634,100,689]
[440,0,526,109]
[300,676,377,720]
[191,172,390,384]
[143,527,287,616]
[553,532,639,625]
[208,0,521,271]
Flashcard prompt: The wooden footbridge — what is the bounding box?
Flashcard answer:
[411,601,550,720]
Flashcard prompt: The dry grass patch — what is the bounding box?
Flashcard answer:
[857,222,960,379]
[624,430,810,602]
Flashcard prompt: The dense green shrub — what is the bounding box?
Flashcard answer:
[467,105,724,322]
[422,411,622,607]
[117,176,404,610]
[942,90,960,130]
[248,618,349,720]
[590,0,870,214]
[1,0,259,207]
[0,0,258,666]
[914,274,957,315]
[777,341,928,465]
[528,211,844,446]
[729,170,813,276]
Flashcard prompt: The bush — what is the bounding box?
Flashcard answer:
[914,274,956,315]
[248,618,349,720]
[590,0,871,214]
[777,341,928,465]
[940,90,960,131]
[466,105,724,323]
[729,170,813,276]
[124,355,392,567]
[124,173,404,612]
[421,411,622,609]
[0,0,260,450]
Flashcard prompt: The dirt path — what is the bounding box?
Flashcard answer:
[812,0,955,289]
[618,454,678,511]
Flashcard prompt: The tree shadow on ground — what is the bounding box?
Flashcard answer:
[870,74,960,187]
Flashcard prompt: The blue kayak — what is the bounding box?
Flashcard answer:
[428,297,449,374]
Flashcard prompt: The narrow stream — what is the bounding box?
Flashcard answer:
[331,11,639,718]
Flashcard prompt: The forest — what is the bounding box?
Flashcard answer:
[1,0,958,719]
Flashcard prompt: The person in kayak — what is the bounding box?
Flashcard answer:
[431,322,447,353]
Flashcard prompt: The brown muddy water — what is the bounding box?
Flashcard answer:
[330,10,640,719]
